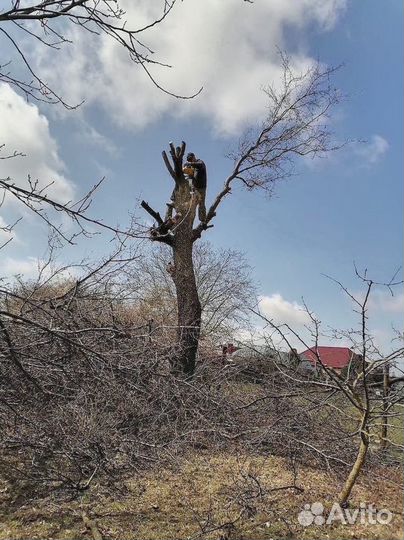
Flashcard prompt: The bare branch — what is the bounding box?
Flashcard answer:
[0,0,202,105]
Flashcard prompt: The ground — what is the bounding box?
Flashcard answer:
[1,453,402,540]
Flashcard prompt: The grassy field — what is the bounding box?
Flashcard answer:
[1,452,402,540]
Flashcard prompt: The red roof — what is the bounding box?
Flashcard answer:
[300,347,357,369]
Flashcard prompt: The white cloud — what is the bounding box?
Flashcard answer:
[75,118,120,157]
[0,83,75,205]
[239,294,314,352]
[379,292,404,314]
[258,293,311,327]
[31,0,346,136]
[0,256,40,279]
[356,134,389,164]
[0,255,78,282]
[368,289,404,315]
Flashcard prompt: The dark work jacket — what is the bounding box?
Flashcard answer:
[191,159,207,189]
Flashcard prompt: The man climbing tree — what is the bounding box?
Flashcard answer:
[141,55,343,376]
[184,152,208,224]
[166,152,207,223]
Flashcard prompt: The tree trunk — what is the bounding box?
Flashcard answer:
[172,232,201,375]
[171,179,201,376]
[338,416,369,505]
[144,142,203,375]
[380,363,390,449]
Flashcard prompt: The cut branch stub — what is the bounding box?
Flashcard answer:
[169,141,176,158]
[140,200,163,225]
[165,141,186,180]
[162,151,176,181]
[179,141,186,159]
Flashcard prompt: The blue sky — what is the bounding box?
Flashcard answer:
[0,0,402,355]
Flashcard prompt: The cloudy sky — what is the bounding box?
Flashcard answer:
[0,0,402,354]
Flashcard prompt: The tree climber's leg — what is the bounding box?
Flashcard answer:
[196,188,207,223]
[165,188,176,219]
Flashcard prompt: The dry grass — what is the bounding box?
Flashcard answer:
[1,452,402,540]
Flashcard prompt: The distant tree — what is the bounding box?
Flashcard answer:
[141,54,343,375]
[131,242,256,342]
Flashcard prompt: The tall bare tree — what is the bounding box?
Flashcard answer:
[141,55,343,375]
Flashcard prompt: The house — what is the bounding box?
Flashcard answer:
[299,346,362,377]
[222,343,241,357]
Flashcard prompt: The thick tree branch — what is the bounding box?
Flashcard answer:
[140,200,173,246]
[140,200,164,226]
